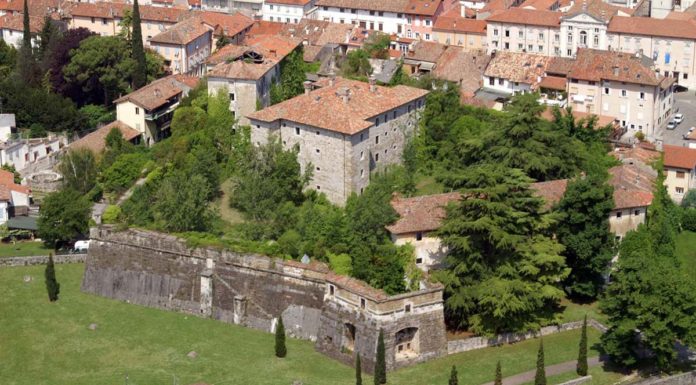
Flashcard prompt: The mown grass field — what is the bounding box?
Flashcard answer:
[676,231,696,280]
[0,241,52,257]
[0,264,624,385]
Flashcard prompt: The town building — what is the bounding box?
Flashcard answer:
[70,121,142,154]
[114,74,200,145]
[247,77,428,205]
[0,169,31,225]
[201,0,263,16]
[486,8,562,56]
[386,192,460,272]
[432,46,490,99]
[262,0,316,23]
[206,34,301,125]
[0,114,16,142]
[482,51,552,95]
[431,5,487,50]
[196,10,254,48]
[0,135,66,173]
[663,144,696,203]
[150,16,214,75]
[564,48,675,140]
[402,40,447,76]
[0,13,42,48]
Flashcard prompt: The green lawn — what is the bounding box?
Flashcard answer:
[414,173,445,196]
[212,178,245,226]
[1,264,606,385]
[0,241,52,257]
[521,365,628,385]
[676,231,696,280]
[559,298,609,325]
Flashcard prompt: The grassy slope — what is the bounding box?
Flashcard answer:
[0,241,52,257]
[1,264,613,385]
[676,231,696,280]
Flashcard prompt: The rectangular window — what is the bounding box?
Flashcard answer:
[360,298,366,309]
[677,187,685,194]
[677,171,686,179]
[375,136,379,144]
[315,148,320,153]
[518,31,523,38]
[405,304,412,313]
[229,93,235,101]
[616,212,622,218]
[329,285,335,296]
[135,107,140,115]
[604,87,610,95]
[634,210,640,216]
[360,151,364,160]
[415,257,423,264]
[375,153,379,162]
[639,92,645,100]
[295,127,300,135]
[621,90,627,97]
[416,232,423,241]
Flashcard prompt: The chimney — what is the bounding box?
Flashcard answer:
[369,75,377,92]
[329,74,336,86]
[303,80,312,95]
[338,87,351,103]
[613,66,619,76]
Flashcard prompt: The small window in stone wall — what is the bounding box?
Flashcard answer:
[405,304,411,313]
[416,232,423,241]
[634,209,640,216]
[295,127,300,135]
[616,211,622,218]
[360,298,366,309]
[329,284,335,296]
[416,257,423,264]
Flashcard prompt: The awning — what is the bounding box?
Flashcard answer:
[419,62,436,71]
[572,94,586,103]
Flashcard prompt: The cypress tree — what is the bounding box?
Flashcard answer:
[534,339,546,385]
[356,354,362,385]
[577,315,588,376]
[274,317,286,358]
[130,0,147,89]
[44,254,60,302]
[494,361,502,385]
[448,365,458,385]
[22,0,30,48]
[374,329,386,385]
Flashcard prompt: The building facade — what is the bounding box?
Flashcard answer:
[247,77,427,205]
[262,0,316,23]
[663,144,696,203]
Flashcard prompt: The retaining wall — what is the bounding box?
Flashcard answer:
[630,371,696,385]
[0,254,86,267]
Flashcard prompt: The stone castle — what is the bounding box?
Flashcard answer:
[82,226,447,372]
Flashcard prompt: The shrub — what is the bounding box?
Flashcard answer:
[683,208,696,232]
[102,205,122,224]
[328,253,352,275]
[278,229,302,259]
[101,152,149,193]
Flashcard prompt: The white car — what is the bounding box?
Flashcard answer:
[74,240,90,252]
[667,121,677,130]
[674,113,684,124]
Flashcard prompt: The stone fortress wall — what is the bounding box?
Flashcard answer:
[82,226,448,373]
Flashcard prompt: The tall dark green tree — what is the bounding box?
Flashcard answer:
[556,173,615,300]
[437,165,568,334]
[44,254,60,302]
[356,354,362,385]
[22,0,30,48]
[495,361,502,385]
[448,365,458,385]
[17,0,38,85]
[37,189,91,247]
[374,330,386,385]
[275,316,286,358]
[130,0,147,89]
[535,339,546,385]
[577,315,588,376]
[270,48,307,105]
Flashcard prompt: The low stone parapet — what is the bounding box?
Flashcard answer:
[0,254,87,267]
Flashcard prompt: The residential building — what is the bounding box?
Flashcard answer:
[559,0,629,58]
[0,0,59,17]
[262,0,316,23]
[432,5,487,50]
[247,77,428,205]
[197,10,254,48]
[564,49,675,140]
[314,0,445,40]
[485,8,562,56]
[0,136,65,172]
[150,16,214,75]
[483,51,552,95]
[114,75,200,145]
[432,46,490,98]
[0,13,42,48]
[70,121,142,154]
[402,40,447,75]
[386,192,460,272]
[531,161,656,238]
[0,114,15,142]
[607,16,696,88]
[0,169,31,225]
[206,34,301,125]
[201,0,263,15]
[663,144,696,203]
[62,2,187,45]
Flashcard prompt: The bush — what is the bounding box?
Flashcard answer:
[683,208,696,232]
[101,152,149,193]
[102,205,122,224]
[328,253,352,275]
[278,229,302,259]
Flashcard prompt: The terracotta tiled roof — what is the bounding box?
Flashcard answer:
[386,192,461,234]
[486,8,561,27]
[433,46,490,94]
[197,10,254,37]
[612,143,660,164]
[538,75,566,90]
[404,0,442,16]
[0,169,30,195]
[0,184,11,201]
[432,6,487,34]
[316,0,408,13]
[664,144,696,170]
[609,163,656,209]
[520,0,558,10]
[63,1,187,23]
[150,15,210,45]
[247,20,285,37]
[207,36,301,80]
[530,179,568,210]
[265,0,312,5]
[248,77,429,135]
[0,0,59,17]
[545,56,574,76]
[406,40,447,63]
[665,11,696,21]
[608,15,696,40]
[484,51,552,86]
[567,48,662,86]
[0,13,42,33]
[114,74,198,110]
[539,108,617,128]
[325,272,388,301]
[70,121,140,154]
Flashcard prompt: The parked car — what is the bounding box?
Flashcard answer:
[74,240,90,252]
[667,121,677,130]
[674,113,684,124]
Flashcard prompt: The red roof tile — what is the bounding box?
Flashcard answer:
[433,46,490,94]
[664,144,696,170]
[609,163,656,209]
[70,121,141,154]
[115,74,199,110]
[608,15,696,40]
[0,12,42,32]
[538,75,566,91]
[486,8,561,27]
[567,48,663,86]
[433,12,487,34]
[63,1,187,23]
[150,15,211,45]
[0,169,30,195]
[386,192,461,234]
[207,36,301,80]
[197,10,254,37]
[530,179,568,210]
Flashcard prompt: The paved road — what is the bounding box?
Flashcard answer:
[479,356,602,385]
[661,91,696,146]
